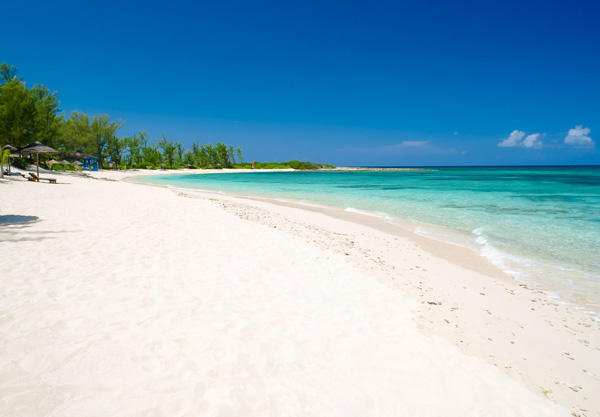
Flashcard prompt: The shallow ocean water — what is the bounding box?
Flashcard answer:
[138,166,600,315]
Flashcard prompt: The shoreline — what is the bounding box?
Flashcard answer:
[128,172,512,288]
[131,169,600,319]
[143,175,599,411]
[89,169,600,412]
[123,169,600,414]
[2,168,599,416]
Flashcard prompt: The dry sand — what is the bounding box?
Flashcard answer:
[1,168,598,417]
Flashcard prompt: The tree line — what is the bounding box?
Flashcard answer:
[0,63,242,169]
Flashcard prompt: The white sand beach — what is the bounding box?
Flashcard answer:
[1,169,598,417]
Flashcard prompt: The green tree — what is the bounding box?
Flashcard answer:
[0,63,21,85]
[192,143,206,167]
[175,142,183,166]
[124,133,142,165]
[204,144,217,167]
[138,129,149,147]
[0,64,63,148]
[215,142,229,167]
[0,79,36,147]
[185,141,241,168]
[139,130,163,167]
[106,135,125,166]
[158,135,177,168]
[141,140,162,167]
[89,114,124,166]
[61,111,91,156]
[227,144,235,164]
[183,149,195,167]
[31,84,63,148]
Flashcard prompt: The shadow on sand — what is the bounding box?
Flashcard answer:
[0,215,39,226]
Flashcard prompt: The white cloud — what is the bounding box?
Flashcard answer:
[499,130,525,147]
[564,126,594,146]
[523,133,543,149]
[498,130,543,149]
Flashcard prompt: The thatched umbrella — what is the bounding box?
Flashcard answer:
[2,144,18,172]
[17,141,59,178]
[45,159,59,173]
[2,144,17,154]
[57,160,71,170]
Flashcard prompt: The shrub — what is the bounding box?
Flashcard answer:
[138,161,155,169]
[286,160,335,170]
[231,161,335,170]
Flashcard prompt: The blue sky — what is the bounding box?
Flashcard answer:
[3,0,599,166]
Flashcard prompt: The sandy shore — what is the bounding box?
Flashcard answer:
[1,168,598,416]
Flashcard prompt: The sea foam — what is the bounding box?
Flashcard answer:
[344,207,393,221]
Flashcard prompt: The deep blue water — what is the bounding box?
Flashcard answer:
[138,166,600,315]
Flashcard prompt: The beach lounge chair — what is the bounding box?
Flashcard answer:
[3,169,25,177]
[28,173,57,183]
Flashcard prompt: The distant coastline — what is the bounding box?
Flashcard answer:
[333,167,433,171]
[348,164,600,168]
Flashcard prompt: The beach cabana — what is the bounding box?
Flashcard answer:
[83,156,98,171]
[67,152,99,171]
[17,141,59,178]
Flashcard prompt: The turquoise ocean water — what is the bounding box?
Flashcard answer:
[138,167,600,316]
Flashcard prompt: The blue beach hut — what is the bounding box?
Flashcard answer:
[82,155,98,171]
[67,151,99,171]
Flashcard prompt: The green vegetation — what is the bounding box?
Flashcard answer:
[1,148,10,177]
[234,161,335,170]
[0,63,242,169]
[0,64,63,152]
[50,164,76,172]
[0,62,335,171]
